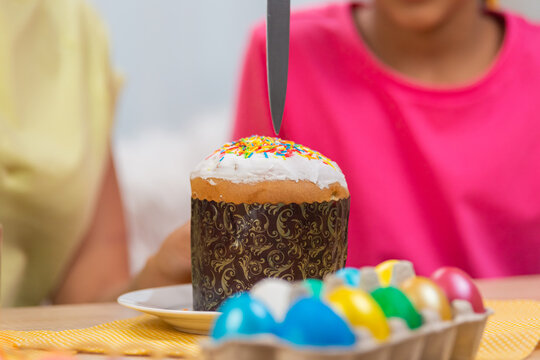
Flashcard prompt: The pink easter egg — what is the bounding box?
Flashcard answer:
[431,267,486,314]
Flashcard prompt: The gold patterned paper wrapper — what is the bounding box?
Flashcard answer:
[191,198,350,311]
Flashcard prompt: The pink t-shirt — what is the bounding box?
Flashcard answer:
[232,2,540,278]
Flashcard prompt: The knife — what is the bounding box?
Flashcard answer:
[266,0,290,136]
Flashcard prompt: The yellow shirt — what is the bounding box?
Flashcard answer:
[0,0,119,306]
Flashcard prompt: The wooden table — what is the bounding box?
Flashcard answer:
[1,276,539,359]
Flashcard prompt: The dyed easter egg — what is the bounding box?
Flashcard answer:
[278,297,356,347]
[302,278,324,298]
[211,293,276,340]
[371,287,423,330]
[251,278,294,321]
[327,286,390,341]
[432,267,485,314]
[375,260,400,286]
[334,267,361,287]
[400,277,452,321]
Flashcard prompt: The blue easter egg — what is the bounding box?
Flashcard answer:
[335,267,361,287]
[211,293,276,340]
[277,297,356,347]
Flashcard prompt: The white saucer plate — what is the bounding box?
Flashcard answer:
[117,284,219,335]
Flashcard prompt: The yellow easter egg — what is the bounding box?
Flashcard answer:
[375,260,400,286]
[400,276,452,321]
[327,286,390,341]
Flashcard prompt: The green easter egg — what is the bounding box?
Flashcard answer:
[303,279,324,298]
[371,286,423,330]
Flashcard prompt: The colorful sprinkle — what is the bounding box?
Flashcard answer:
[208,135,335,167]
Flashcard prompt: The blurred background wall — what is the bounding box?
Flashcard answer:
[88,0,540,272]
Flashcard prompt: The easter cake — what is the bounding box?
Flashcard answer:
[202,261,492,360]
[190,135,350,311]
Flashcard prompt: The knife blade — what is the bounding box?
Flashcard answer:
[266,0,290,136]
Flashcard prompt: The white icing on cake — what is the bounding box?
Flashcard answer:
[190,137,347,190]
[191,152,347,189]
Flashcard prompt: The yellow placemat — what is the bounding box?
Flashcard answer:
[1,349,76,360]
[476,300,540,360]
[0,315,203,358]
[0,299,538,360]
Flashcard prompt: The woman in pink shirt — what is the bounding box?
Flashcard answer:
[143,0,540,288]
[230,0,540,278]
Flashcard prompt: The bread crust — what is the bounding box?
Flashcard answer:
[191,177,350,204]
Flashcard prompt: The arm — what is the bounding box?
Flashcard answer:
[53,151,130,304]
[130,222,192,290]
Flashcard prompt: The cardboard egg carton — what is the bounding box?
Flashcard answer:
[200,263,492,360]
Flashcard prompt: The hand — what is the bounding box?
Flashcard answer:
[131,222,192,290]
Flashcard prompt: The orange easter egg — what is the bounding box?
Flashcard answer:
[400,276,452,321]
